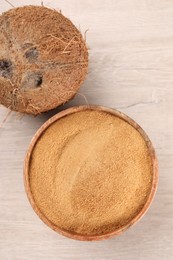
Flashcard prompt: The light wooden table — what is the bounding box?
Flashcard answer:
[0,0,173,259]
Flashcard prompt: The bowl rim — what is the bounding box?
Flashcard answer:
[24,105,158,241]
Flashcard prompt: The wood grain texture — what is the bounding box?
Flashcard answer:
[0,0,173,259]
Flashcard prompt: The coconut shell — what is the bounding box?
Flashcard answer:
[0,5,88,114]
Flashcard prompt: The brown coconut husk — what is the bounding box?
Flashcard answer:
[0,5,88,114]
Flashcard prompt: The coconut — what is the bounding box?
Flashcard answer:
[0,5,88,114]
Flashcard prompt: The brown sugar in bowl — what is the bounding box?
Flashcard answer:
[0,6,88,114]
[24,105,158,241]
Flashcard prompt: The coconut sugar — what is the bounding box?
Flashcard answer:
[29,110,153,236]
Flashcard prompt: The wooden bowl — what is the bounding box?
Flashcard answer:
[24,105,158,241]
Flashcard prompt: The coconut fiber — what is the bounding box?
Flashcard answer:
[0,6,88,114]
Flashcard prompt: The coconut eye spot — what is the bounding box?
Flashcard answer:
[35,73,43,86]
[24,47,38,62]
[0,59,12,78]
[21,72,43,89]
